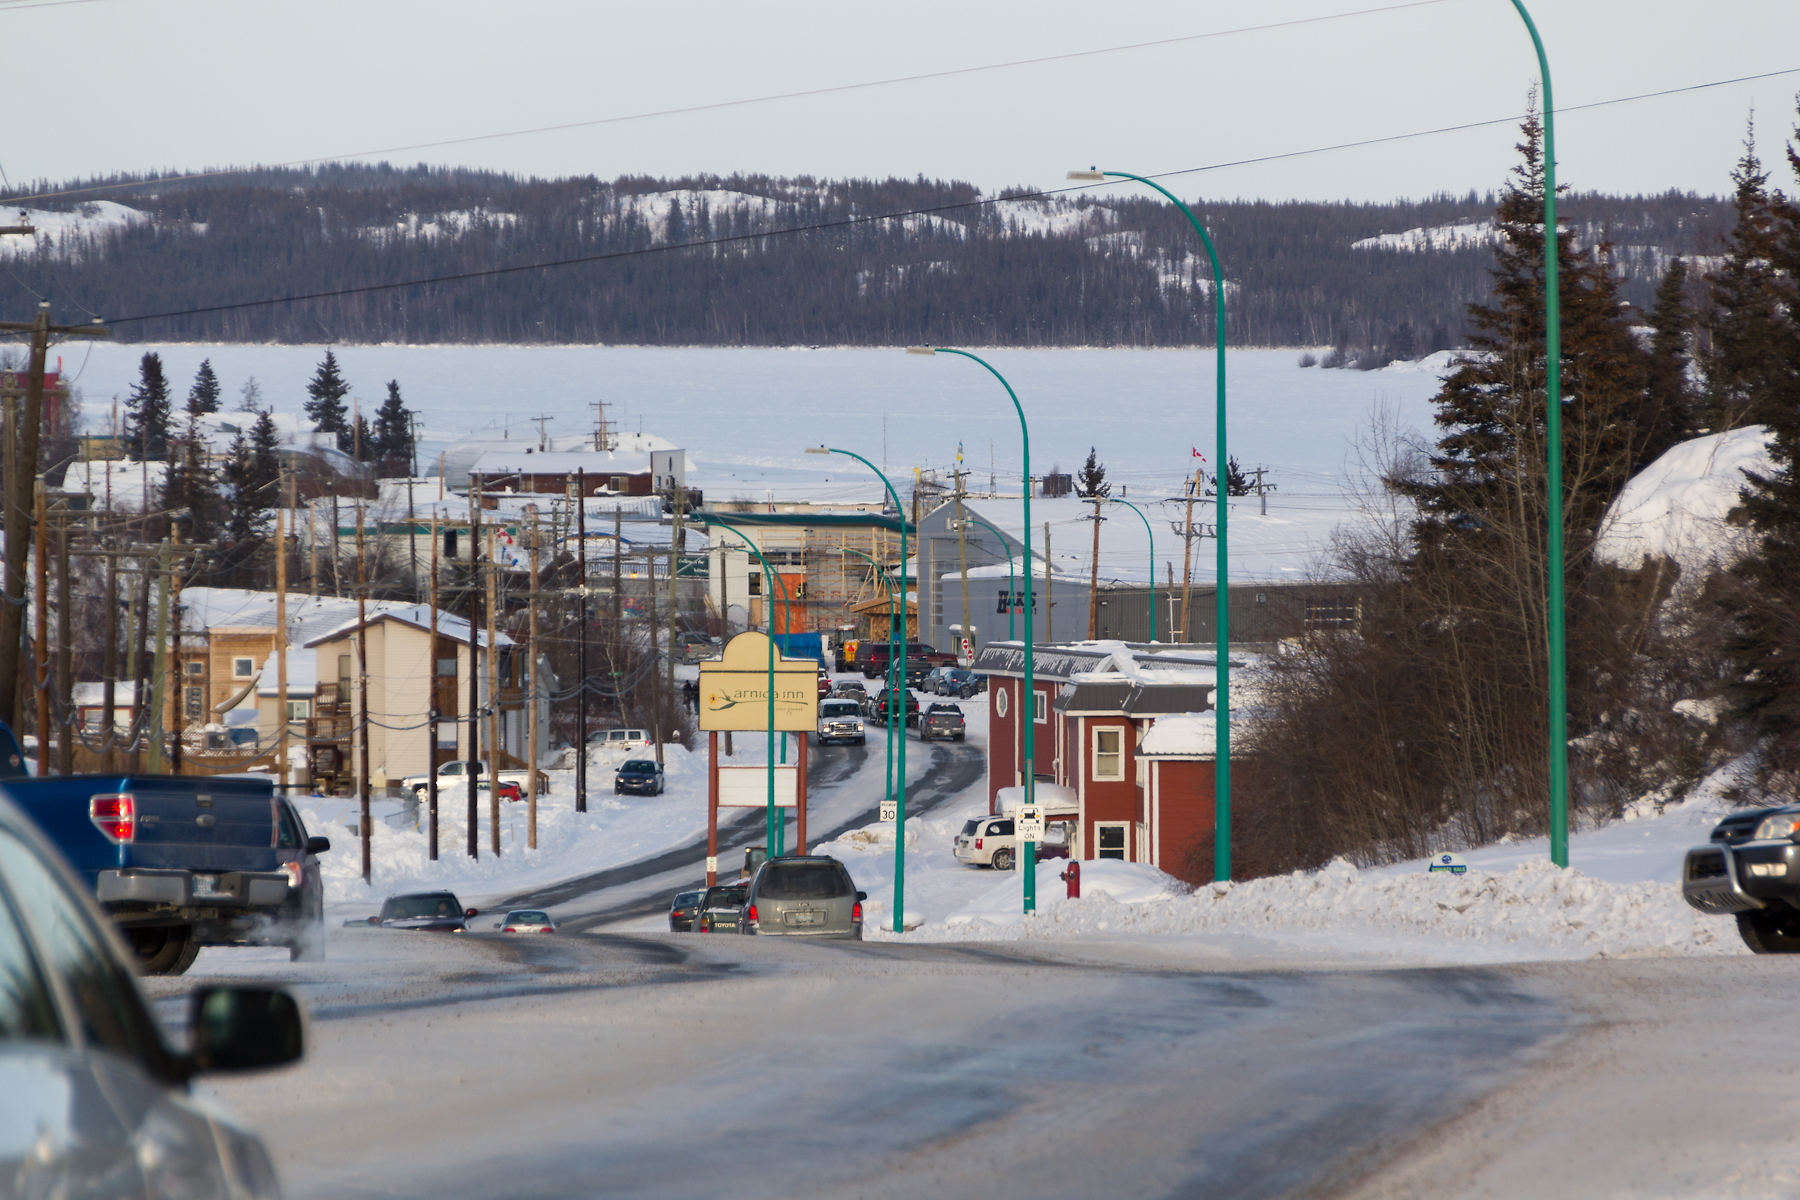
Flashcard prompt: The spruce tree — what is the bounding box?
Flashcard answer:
[372,379,412,476]
[351,414,374,463]
[124,352,173,460]
[1637,258,1701,471]
[1075,447,1111,498]
[1702,121,1789,431]
[250,408,282,502]
[186,359,221,416]
[1718,104,1800,766]
[1224,455,1252,498]
[161,414,221,544]
[220,431,260,547]
[304,350,350,444]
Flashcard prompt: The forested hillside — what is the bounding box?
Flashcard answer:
[0,165,1731,348]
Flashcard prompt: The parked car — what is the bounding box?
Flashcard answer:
[6,764,330,974]
[919,703,967,742]
[359,891,478,931]
[588,728,652,751]
[935,668,987,698]
[695,882,749,932]
[830,680,868,701]
[818,667,832,699]
[493,909,556,933]
[615,758,666,795]
[0,784,305,1195]
[869,687,919,727]
[855,640,955,679]
[952,816,1072,871]
[902,658,938,689]
[489,779,524,802]
[740,855,866,940]
[669,889,705,932]
[816,698,868,747]
[921,666,956,695]
[403,758,547,801]
[674,631,720,663]
[1683,804,1800,951]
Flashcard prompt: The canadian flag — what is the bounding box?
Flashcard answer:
[1191,447,1207,462]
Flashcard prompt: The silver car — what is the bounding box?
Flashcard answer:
[0,785,305,1197]
[740,856,866,940]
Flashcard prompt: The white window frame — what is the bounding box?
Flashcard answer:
[995,688,1009,718]
[286,700,312,721]
[1095,821,1130,860]
[233,657,254,679]
[1033,689,1046,724]
[1092,726,1125,781]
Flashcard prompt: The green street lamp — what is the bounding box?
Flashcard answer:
[707,515,788,857]
[907,347,1041,914]
[806,445,912,931]
[1506,0,1569,867]
[963,514,1016,641]
[1070,167,1231,880]
[829,544,900,840]
[1103,496,1158,642]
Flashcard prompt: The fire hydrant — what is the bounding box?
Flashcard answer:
[1059,860,1081,900]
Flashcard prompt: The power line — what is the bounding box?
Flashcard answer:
[2,0,1462,207]
[97,64,1800,330]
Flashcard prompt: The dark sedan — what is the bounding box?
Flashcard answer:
[361,891,477,932]
[669,888,705,932]
[615,758,666,795]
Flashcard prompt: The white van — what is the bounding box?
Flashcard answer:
[587,728,652,751]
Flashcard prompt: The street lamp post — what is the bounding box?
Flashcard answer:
[830,545,899,835]
[1069,167,1231,880]
[1506,0,1568,868]
[707,516,785,857]
[807,446,911,931]
[905,347,1040,913]
[1104,497,1158,642]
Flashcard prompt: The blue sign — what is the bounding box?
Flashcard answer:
[1427,853,1468,876]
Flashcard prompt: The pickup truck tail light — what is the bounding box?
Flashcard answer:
[90,794,135,843]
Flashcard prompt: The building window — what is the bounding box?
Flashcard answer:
[437,722,458,748]
[184,686,204,720]
[1095,822,1129,860]
[1303,600,1361,632]
[233,657,254,678]
[1093,727,1124,781]
[1033,690,1046,724]
[437,658,457,677]
[610,475,627,492]
[995,688,1009,719]
[287,700,312,721]
[185,661,204,676]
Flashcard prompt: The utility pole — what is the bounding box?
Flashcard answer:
[405,412,421,598]
[146,540,173,773]
[527,509,540,850]
[1248,465,1277,517]
[1044,523,1053,644]
[467,478,481,859]
[1087,498,1105,640]
[33,482,49,774]
[276,476,289,796]
[55,518,72,776]
[665,482,683,759]
[575,468,587,813]
[101,540,118,773]
[954,468,971,665]
[356,502,371,884]
[169,527,184,775]
[0,305,107,732]
[649,544,663,767]
[486,522,500,856]
[529,415,556,451]
[428,506,440,858]
[130,552,151,770]
[1168,472,1212,643]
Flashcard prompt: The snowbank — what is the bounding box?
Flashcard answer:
[1597,426,1772,575]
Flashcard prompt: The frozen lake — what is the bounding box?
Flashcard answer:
[61,343,1449,499]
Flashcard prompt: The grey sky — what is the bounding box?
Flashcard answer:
[10,0,1799,204]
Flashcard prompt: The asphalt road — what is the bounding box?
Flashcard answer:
[500,731,985,932]
[163,931,1587,1200]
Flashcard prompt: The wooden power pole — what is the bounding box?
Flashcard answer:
[527,510,540,850]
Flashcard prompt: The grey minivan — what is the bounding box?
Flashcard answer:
[740,856,865,940]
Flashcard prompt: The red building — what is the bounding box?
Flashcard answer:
[972,641,1225,881]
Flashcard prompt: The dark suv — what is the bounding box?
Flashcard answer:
[741,856,866,939]
[615,759,666,795]
[696,882,749,933]
[920,703,967,742]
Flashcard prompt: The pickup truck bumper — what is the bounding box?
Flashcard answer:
[98,868,291,910]
[1681,841,1800,914]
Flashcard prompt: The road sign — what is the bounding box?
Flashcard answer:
[1427,852,1468,876]
[879,799,897,823]
[697,631,819,732]
[1016,804,1045,842]
[706,856,718,874]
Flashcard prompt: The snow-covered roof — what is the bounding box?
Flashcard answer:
[302,603,512,650]
[1137,714,1217,758]
[175,587,506,650]
[973,639,1228,682]
[1597,426,1771,577]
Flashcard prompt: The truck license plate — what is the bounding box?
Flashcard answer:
[784,910,820,925]
[192,874,221,898]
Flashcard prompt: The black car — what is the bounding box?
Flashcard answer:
[920,703,967,742]
[669,888,705,932]
[939,668,986,698]
[696,882,749,933]
[902,658,937,689]
[615,758,666,795]
[869,687,920,727]
[360,891,477,932]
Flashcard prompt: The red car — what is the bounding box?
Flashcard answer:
[481,779,523,802]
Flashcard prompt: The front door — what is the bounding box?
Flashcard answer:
[1095,822,1128,860]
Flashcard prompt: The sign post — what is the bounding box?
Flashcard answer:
[699,631,816,879]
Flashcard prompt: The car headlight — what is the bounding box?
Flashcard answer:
[1756,813,1800,840]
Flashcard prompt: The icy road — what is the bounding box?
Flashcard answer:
[140,929,1800,1199]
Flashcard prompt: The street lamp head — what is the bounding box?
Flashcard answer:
[804,447,831,455]
[905,346,937,356]
[1067,170,1105,182]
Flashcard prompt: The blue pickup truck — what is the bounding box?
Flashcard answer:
[2,733,330,975]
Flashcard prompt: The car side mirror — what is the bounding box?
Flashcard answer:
[187,986,304,1075]
[492,922,502,930]
[856,891,867,901]
[465,908,479,918]
[305,836,331,854]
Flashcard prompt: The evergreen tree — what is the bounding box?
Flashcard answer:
[1717,105,1800,767]
[250,408,282,501]
[237,376,263,413]
[1637,258,1701,470]
[161,414,221,543]
[372,379,412,476]
[1224,455,1252,498]
[351,413,374,463]
[220,431,259,547]
[123,351,173,460]
[185,358,221,416]
[1075,447,1110,498]
[304,350,350,445]
[1702,121,1789,431]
